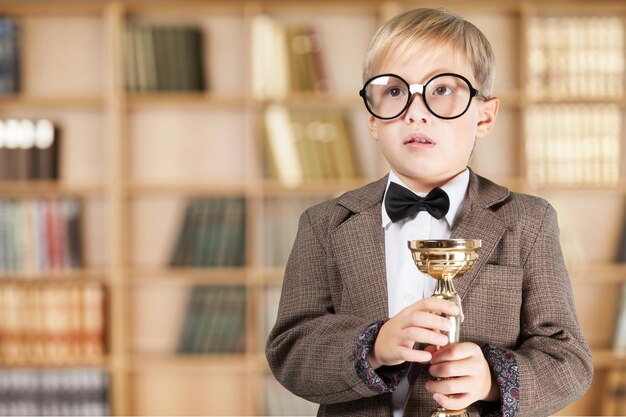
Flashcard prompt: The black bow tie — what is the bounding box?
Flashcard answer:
[384,182,450,222]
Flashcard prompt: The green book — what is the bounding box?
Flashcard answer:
[177,286,206,353]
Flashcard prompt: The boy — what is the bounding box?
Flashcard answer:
[266,8,592,417]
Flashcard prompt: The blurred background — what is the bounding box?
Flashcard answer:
[0,0,624,415]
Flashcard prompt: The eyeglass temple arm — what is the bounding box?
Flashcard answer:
[474,90,490,100]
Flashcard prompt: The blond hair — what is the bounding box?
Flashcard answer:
[363,8,496,97]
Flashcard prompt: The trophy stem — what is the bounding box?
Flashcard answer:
[431,275,466,417]
[432,276,463,344]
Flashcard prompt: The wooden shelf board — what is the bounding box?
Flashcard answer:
[130,353,251,373]
[570,263,626,284]
[125,92,246,109]
[126,181,250,196]
[525,181,626,194]
[257,93,362,109]
[261,178,378,196]
[0,356,109,369]
[0,181,106,197]
[524,96,626,106]
[129,267,247,285]
[0,95,104,109]
[0,1,105,15]
[0,268,109,283]
[592,348,626,369]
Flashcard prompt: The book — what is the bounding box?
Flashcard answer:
[126,24,205,92]
[0,369,111,416]
[0,198,82,275]
[251,16,327,99]
[0,17,19,94]
[263,106,360,186]
[178,286,246,354]
[0,282,104,366]
[524,104,621,187]
[264,105,303,188]
[0,118,58,181]
[169,198,246,268]
[33,118,60,180]
[527,16,624,100]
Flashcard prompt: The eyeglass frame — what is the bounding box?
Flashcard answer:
[358,72,490,120]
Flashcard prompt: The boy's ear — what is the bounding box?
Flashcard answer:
[367,115,379,140]
[475,97,500,138]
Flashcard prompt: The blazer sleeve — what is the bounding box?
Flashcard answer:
[265,208,383,404]
[506,203,593,416]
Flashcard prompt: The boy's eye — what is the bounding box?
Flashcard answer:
[433,84,453,96]
[386,87,406,97]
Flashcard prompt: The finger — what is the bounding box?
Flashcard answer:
[403,310,453,333]
[432,392,472,411]
[430,355,484,379]
[399,347,432,363]
[427,376,473,395]
[430,342,479,364]
[413,297,460,316]
[405,327,449,347]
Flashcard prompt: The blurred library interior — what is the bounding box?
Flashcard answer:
[0,0,624,415]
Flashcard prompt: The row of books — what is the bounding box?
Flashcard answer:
[0,283,104,366]
[524,104,621,187]
[0,369,109,416]
[0,198,82,274]
[169,198,245,267]
[264,106,360,188]
[177,286,245,354]
[0,119,59,180]
[125,24,205,92]
[251,15,328,99]
[0,17,19,94]
[526,16,624,99]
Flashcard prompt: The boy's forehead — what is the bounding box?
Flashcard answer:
[378,40,471,80]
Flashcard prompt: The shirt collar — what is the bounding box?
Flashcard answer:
[381,168,470,228]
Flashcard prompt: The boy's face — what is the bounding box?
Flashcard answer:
[367,42,499,193]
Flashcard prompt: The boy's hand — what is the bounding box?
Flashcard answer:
[425,342,500,409]
[366,297,460,369]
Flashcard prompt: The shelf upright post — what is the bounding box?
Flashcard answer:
[105,1,130,415]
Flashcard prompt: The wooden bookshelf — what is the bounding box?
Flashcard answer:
[0,0,624,416]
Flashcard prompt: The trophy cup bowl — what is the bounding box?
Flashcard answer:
[407,239,482,417]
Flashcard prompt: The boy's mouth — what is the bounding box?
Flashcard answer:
[403,133,434,145]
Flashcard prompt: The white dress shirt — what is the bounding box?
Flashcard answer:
[382,169,469,417]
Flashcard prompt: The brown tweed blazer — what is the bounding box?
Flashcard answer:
[266,170,592,417]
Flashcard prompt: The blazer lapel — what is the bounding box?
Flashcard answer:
[330,177,389,320]
[450,171,509,300]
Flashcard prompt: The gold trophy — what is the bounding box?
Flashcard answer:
[407,239,482,417]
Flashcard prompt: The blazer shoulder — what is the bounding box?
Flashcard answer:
[302,176,387,234]
[501,190,551,218]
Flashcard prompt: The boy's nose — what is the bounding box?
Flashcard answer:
[403,94,430,124]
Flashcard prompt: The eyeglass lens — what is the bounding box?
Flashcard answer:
[363,74,472,119]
